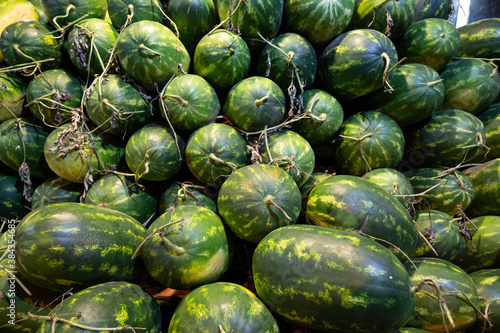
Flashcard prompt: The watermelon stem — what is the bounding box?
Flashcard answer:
[164,94,189,107]
[11,44,51,76]
[207,0,246,36]
[27,312,146,331]
[139,44,162,58]
[159,234,185,256]
[427,79,444,88]
[264,195,292,221]
[255,94,270,108]
[131,218,185,259]
[413,278,456,330]
[209,153,238,171]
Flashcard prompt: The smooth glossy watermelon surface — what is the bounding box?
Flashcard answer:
[253,224,414,332]
[31,176,83,210]
[468,269,500,333]
[463,158,500,217]
[456,18,500,59]
[362,167,414,208]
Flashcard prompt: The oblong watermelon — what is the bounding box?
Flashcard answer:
[477,102,500,161]
[456,18,500,59]
[468,269,500,333]
[463,158,500,217]
[414,0,453,21]
[31,177,83,210]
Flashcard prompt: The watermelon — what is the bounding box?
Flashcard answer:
[259,130,315,187]
[468,269,500,332]
[405,167,475,216]
[414,0,453,21]
[218,163,301,242]
[456,18,500,59]
[37,281,161,332]
[142,205,230,289]
[125,122,184,182]
[160,74,220,133]
[306,174,418,259]
[168,282,280,333]
[333,111,405,176]
[107,0,163,29]
[115,20,191,90]
[216,0,284,51]
[0,73,27,122]
[404,109,487,168]
[256,32,317,93]
[252,224,414,332]
[193,29,251,92]
[84,173,158,225]
[15,202,146,292]
[291,89,344,146]
[0,173,31,220]
[185,122,248,187]
[26,68,85,126]
[66,18,119,78]
[222,76,286,133]
[283,0,355,49]
[31,176,83,210]
[166,0,216,55]
[411,210,466,263]
[0,118,52,179]
[299,171,334,212]
[439,58,500,115]
[357,63,445,127]
[362,167,414,208]
[477,102,500,161]
[0,20,61,71]
[85,74,153,136]
[317,28,399,101]
[158,181,217,214]
[348,0,416,41]
[396,18,460,72]
[404,257,481,333]
[463,158,500,217]
[41,0,107,28]
[44,123,125,184]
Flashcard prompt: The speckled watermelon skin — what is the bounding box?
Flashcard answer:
[362,167,414,208]
[464,159,500,217]
[414,0,453,21]
[252,224,414,332]
[37,281,161,332]
[456,18,500,59]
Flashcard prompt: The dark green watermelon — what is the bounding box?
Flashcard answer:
[252,224,414,332]
[31,176,83,210]
[362,167,414,208]
[468,269,500,332]
[158,181,217,213]
[414,0,453,21]
[0,173,31,220]
[463,158,500,217]
[107,0,163,29]
[477,102,500,161]
[0,73,26,122]
[168,282,280,332]
[456,18,500,59]
[41,0,107,28]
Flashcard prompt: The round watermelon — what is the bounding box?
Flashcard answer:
[468,269,500,333]
[31,176,83,210]
[0,172,31,220]
[41,0,107,28]
[464,158,500,217]
[107,0,163,29]
[362,167,414,208]
[414,0,453,21]
[0,73,27,122]
[158,181,217,214]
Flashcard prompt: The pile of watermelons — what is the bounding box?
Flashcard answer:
[0,0,499,332]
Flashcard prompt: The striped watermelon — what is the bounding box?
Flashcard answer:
[252,224,414,332]
[0,118,52,179]
[455,215,500,273]
[358,63,445,127]
[222,76,286,132]
[41,0,107,27]
[439,59,500,115]
[333,111,405,176]
[291,89,344,146]
[84,173,158,225]
[256,32,317,92]
[193,29,251,92]
[160,74,220,133]
[107,0,163,28]
[125,122,184,182]
[456,18,500,59]
[85,74,153,136]
[317,28,398,101]
[216,0,284,51]
[283,0,355,49]
[185,122,248,186]
[0,20,62,71]
[142,205,229,289]
[0,73,26,122]
[306,175,418,259]
[396,18,460,72]
[404,109,487,168]
[166,0,216,55]
[0,172,31,220]
[404,167,475,216]
[463,158,500,217]
[414,0,453,21]
[168,282,280,333]
[31,177,83,210]
[300,171,333,212]
[362,167,414,208]
[259,130,315,187]
[217,163,301,242]
[66,18,118,78]
[477,102,500,161]
[15,202,146,292]
[37,281,161,332]
[468,269,500,332]
[348,0,416,41]
[159,182,217,214]
[115,20,190,90]
[411,210,466,263]
[26,68,85,126]
[404,257,481,332]
[44,123,125,184]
